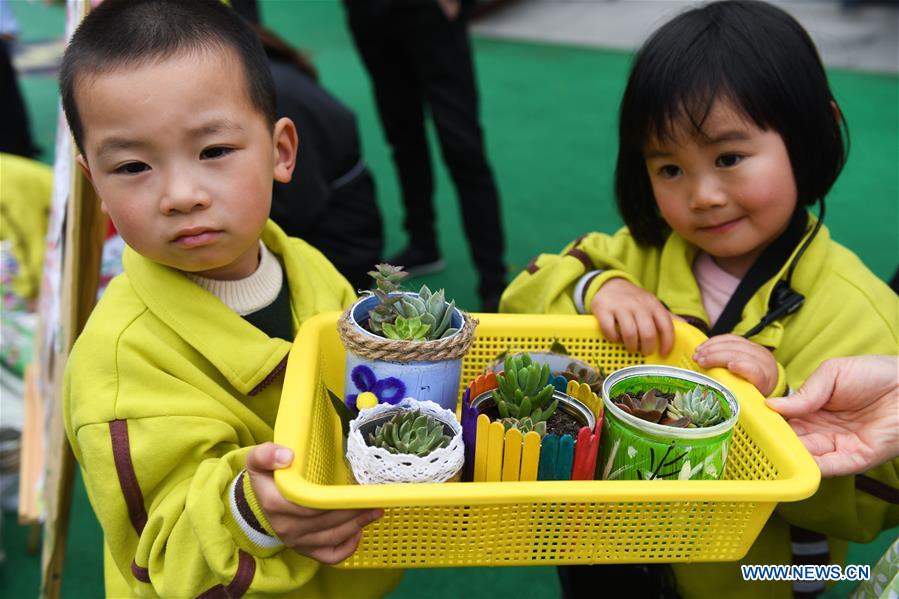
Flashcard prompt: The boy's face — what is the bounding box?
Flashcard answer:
[76,49,297,280]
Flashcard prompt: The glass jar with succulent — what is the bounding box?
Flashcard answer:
[464,353,602,482]
[599,365,739,481]
[337,264,477,412]
[346,398,464,484]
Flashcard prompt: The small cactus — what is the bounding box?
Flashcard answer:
[500,416,547,437]
[366,264,459,341]
[367,409,451,457]
[613,389,668,423]
[667,386,724,428]
[494,353,559,424]
[382,315,431,341]
[560,361,605,395]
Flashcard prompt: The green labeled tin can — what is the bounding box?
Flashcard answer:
[599,365,739,481]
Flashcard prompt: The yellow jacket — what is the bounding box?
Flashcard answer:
[501,218,899,598]
[0,153,52,299]
[65,221,402,597]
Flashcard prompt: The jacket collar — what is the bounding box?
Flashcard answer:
[656,212,828,349]
[122,221,296,396]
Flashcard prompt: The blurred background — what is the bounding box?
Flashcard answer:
[1,0,896,597]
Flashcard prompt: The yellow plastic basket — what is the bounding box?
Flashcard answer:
[274,313,820,568]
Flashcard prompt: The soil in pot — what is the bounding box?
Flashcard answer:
[479,402,584,437]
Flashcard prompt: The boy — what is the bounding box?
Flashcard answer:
[60,1,401,596]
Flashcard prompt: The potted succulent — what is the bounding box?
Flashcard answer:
[463,353,602,482]
[599,365,740,481]
[345,398,464,484]
[337,264,477,412]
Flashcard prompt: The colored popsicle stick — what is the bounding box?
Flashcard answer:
[520,431,541,481]
[538,434,559,480]
[502,427,523,481]
[556,434,574,480]
[485,421,505,482]
[473,414,490,482]
[571,426,593,480]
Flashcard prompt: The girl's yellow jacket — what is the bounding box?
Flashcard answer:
[64,221,402,598]
[501,217,898,598]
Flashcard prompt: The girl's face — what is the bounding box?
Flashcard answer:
[644,100,798,278]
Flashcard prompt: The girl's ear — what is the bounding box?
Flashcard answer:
[272,117,298,184]
[831,100,842,125]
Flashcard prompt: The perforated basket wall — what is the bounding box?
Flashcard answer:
[275,313,819,568]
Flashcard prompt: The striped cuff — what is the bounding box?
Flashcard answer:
[573,270,603,314]
[227,471,283,551]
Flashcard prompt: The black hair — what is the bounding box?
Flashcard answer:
[59,0,276,153]
[615,0,848,246]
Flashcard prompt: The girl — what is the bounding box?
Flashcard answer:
[500,1,898,597]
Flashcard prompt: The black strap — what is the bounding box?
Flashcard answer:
[709,209,808,336]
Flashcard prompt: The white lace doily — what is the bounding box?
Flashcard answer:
[347,398,464,484]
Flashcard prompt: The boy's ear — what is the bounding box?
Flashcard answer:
[76,154,108,214]
[272,117,298,184]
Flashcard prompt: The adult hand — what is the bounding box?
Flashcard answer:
[766,356,899,478]
[694,334,780,396]
[590,277,674,356]
[246,443,383,564]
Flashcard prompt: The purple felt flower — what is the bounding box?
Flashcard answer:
[345,364,407,411]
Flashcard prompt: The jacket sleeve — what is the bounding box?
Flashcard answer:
[774,271,899,542]
[499,229,658,315]
[64,329,345,598]
[69,408,326,597]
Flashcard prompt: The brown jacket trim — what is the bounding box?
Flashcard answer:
[525,257,539,274]
[249,355,288,396]
[227,551,256,598]
[565,248,593,271]
[131,559,151,583]
[197,585,228,599]
[856,474,899,504]
[109,420,148,535]
[234,471,269,536]
[196,551,255,599]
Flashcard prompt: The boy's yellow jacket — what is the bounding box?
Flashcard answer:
[501,218,899,598]
[64,221,402,598]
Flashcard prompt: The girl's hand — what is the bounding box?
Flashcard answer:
[246,443,383,564]
[590,277,674,356]
[693,335,779,396]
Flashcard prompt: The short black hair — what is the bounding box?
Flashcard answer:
[59,0,276,153]
[615,0,848,246]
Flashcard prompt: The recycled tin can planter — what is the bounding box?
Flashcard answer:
[463,380,601,482]
[599,365,739,481]
[337,293,477,413]
[346,398,464,484]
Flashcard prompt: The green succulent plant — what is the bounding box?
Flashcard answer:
[495,353,559,425]
[382,315,431,341]
[667,385,724,428]
[560,361,606,395]
[367,409,451,457]
[613,389,669,423]
[366,264,459,341]
[500,416,547,437]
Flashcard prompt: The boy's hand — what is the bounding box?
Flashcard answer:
[590,277,674,356]
[693,335,779,396]
[245,443,383,565]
